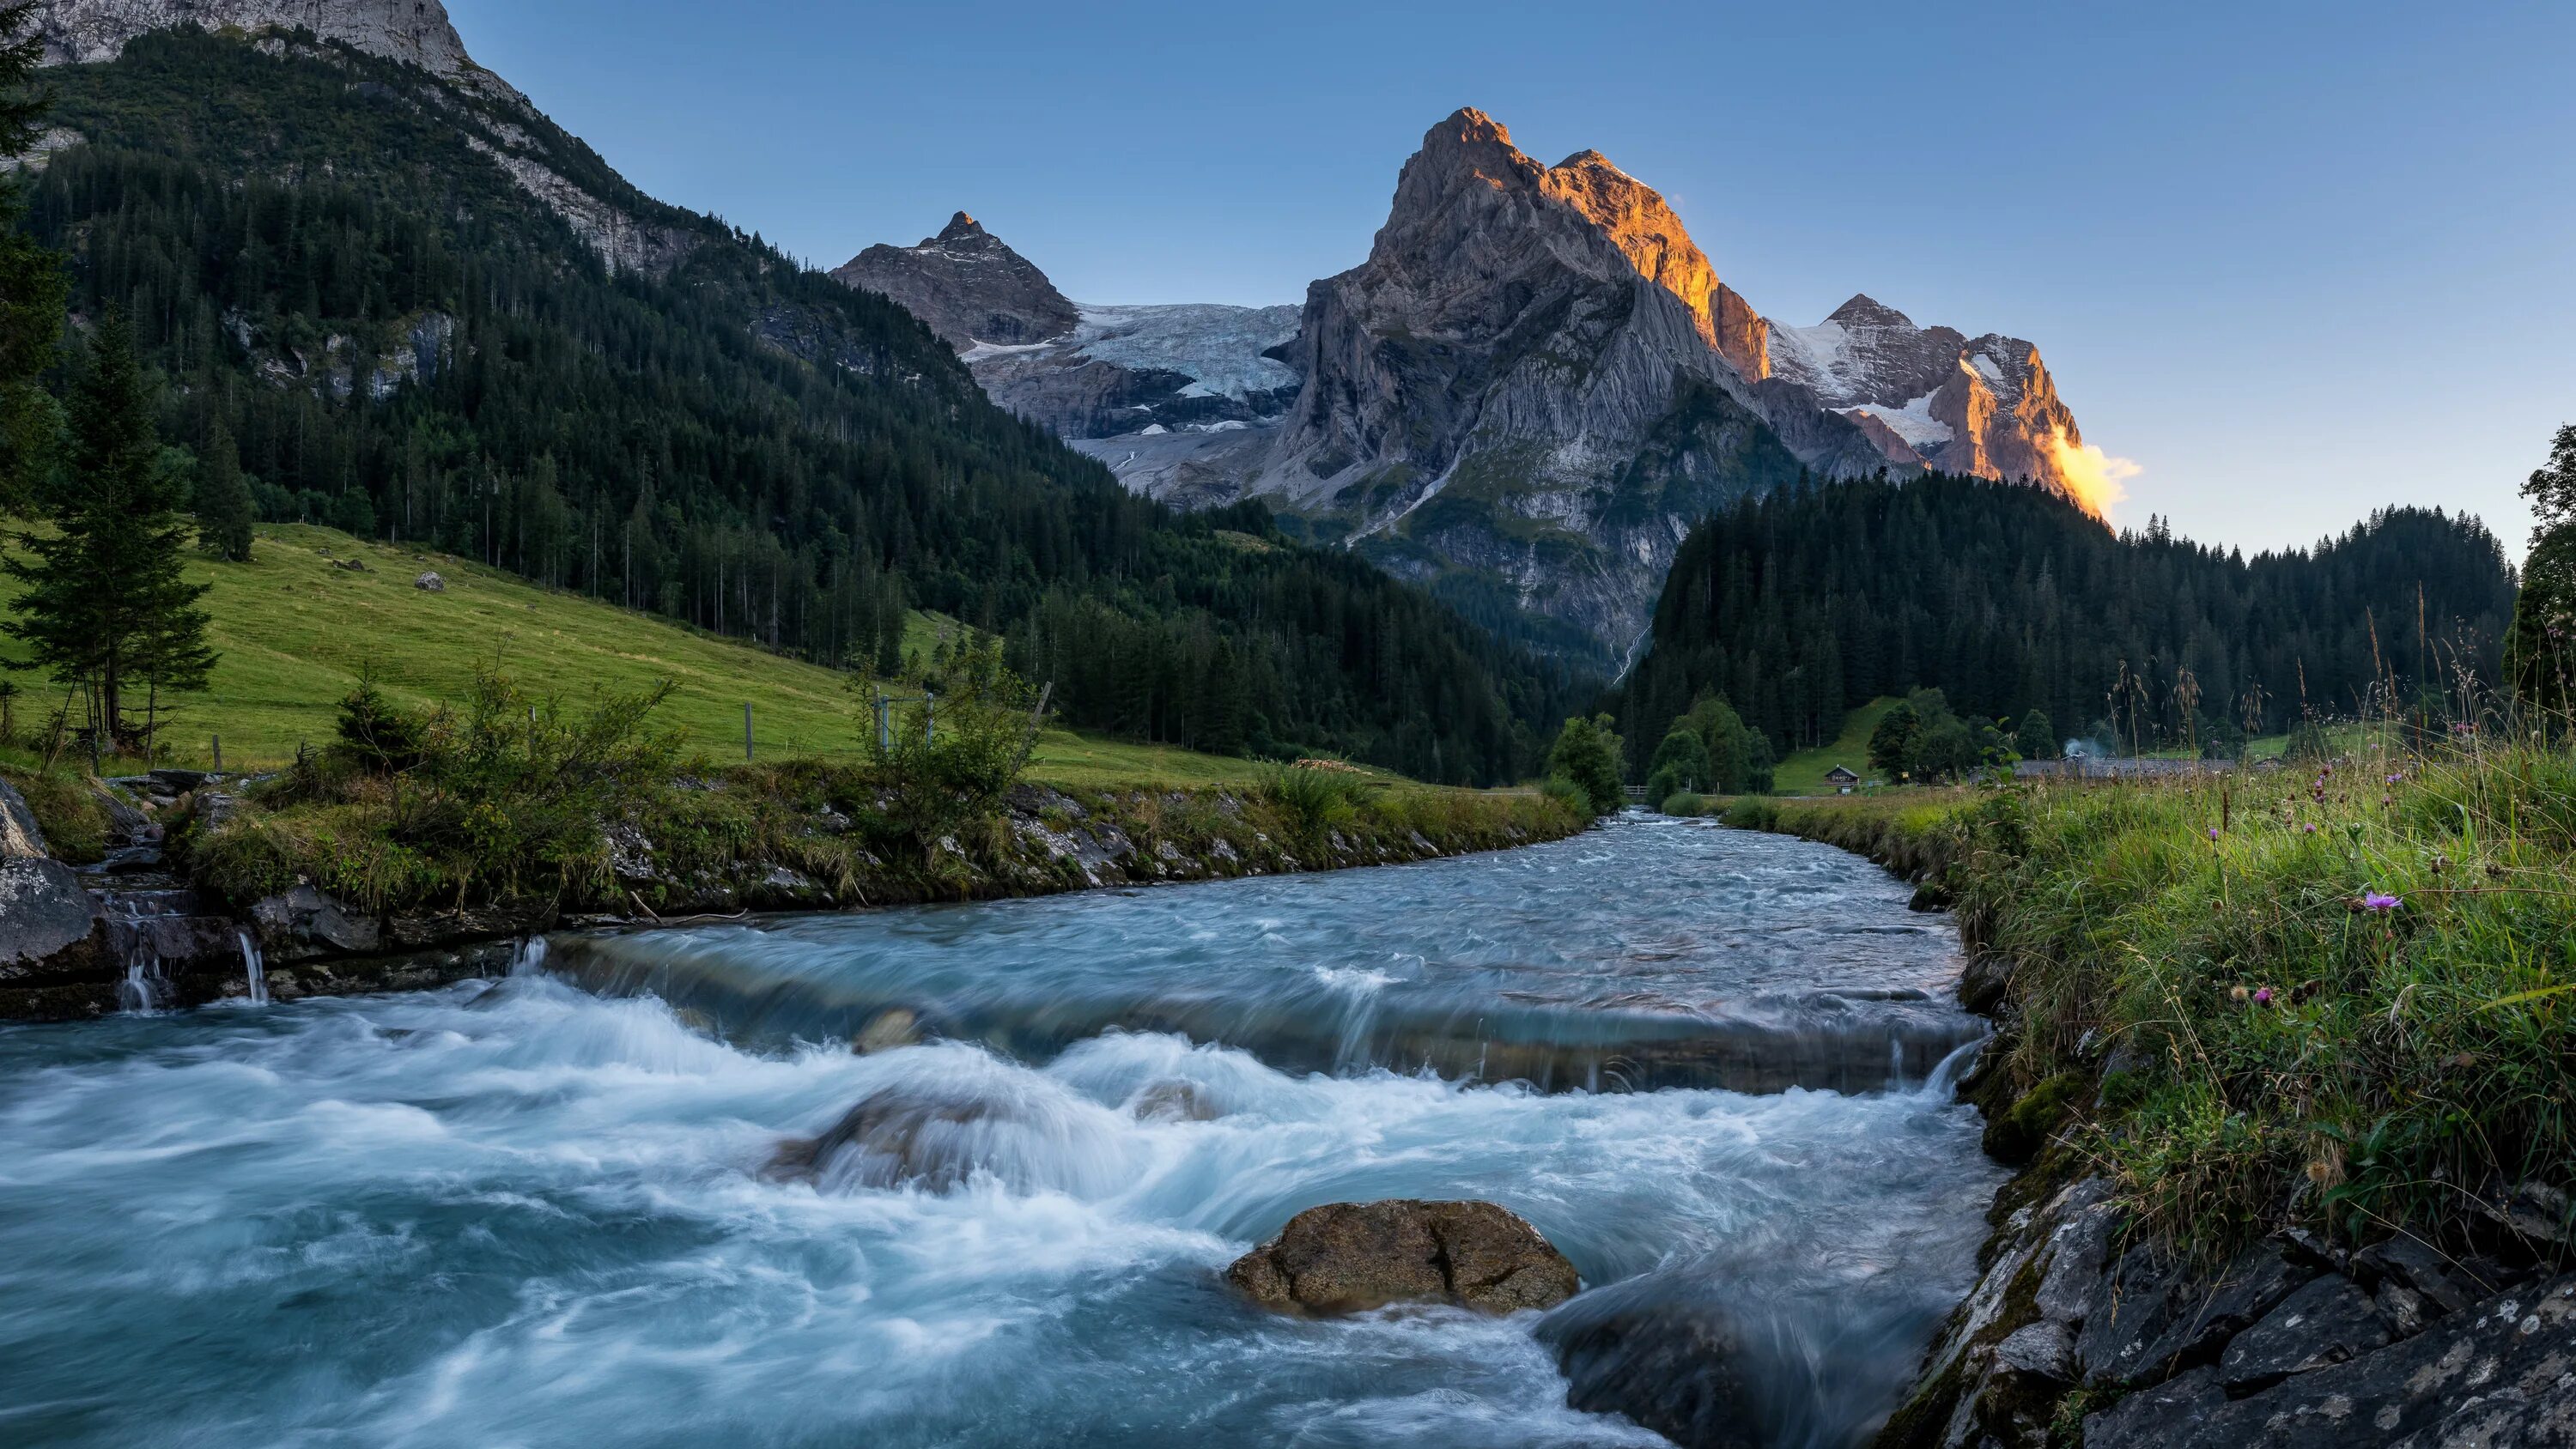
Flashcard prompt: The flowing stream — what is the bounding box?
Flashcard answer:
[0,816,2001,1448]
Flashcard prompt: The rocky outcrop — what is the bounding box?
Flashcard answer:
[830,217,1299,452]
[32,0,477,79]
[1225,1199,1581,1315]
[1875,1170,2572,1449]
[1767,297,2089,506]
[0,781,103,979]
[833,212,1079,350]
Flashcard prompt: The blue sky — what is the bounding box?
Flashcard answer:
[445,0,2573,558]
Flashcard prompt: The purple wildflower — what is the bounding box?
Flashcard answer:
[2385,773,2403,785]
[2363,891,2401,913]
[2208,827,2221,840]
[2303,822,2318,834]
[2253,986,2275,1005]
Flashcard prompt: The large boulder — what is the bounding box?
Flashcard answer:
[0,780,103,980]
[251,884,380,959]
[0,857,103,979]
[1224,1199,1579,1316]
[1545,1286,1763,1449]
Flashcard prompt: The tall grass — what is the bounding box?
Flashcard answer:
[1949,718,2576,1256]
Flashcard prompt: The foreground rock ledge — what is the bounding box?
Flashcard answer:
[1225,1199,1580,1316]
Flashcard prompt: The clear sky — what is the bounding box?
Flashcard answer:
[444,0,2572,559]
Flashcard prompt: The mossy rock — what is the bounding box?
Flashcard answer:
[1984,1070,2087,1164]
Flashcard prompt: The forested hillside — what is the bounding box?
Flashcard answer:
[1613,474,2518,762]
[13,28,1583,782]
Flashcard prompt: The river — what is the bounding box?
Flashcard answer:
[0,815,2001,1448]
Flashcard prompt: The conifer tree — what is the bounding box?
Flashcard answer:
[3,312,217,745]
[0,2,67,509]
[195,417,256,561]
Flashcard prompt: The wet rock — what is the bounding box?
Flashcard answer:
[1546,1287,1761,1449]
[191,790,244,834]
[147,768,211,793]
[1956,953,2011,1015]
[777,1079,1114,1195]
[382,900,549,951]
[2084,1276,2576,1448]
[1225,1200,1579,1317]
[251,884,380,959]
[0,857,104,979]
[851,1007,919,1054]
[2215,1274,2390,1396]
[1129,1080,1218,1121]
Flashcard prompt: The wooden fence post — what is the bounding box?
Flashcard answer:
[744,701,755,762]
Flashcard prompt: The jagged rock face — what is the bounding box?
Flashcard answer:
[1260,107,1743,512]
[1541,149,1769,379]
[29,0,702,276]
[33,0,475,80]
[831,213,1079,350]
[1768,295,2086,493]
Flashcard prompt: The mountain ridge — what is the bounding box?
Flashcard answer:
[829,106,2110,666]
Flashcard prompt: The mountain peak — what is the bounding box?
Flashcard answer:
[1826,294,1916,330]
[1436,106,1510,145]
[835,212,1076,351]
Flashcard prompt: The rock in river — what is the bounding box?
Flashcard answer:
[1225,1199,1579,1316]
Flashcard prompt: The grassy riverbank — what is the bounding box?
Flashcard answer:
[1730,738,2576,1258]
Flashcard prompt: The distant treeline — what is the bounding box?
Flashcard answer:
[1612,474,2517,766]
[16,31,1585,783]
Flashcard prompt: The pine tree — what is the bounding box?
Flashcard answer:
[195,416,256,561]
[0,2,67,509]
[3,312,216,745]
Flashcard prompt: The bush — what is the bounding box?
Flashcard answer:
[206,665,683,908]
[865,634,1038,856]
[1262,761,1370,838]
[1546,714,1625,816]
[1660,791,1708,817]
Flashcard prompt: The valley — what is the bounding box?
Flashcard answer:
[0,3,2568,1449]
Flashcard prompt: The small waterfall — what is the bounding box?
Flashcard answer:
[1886,1034,1907,1090]
[117,949,164,1014]
[236,930,269,1007]
[509,936,550,976]
[1923,1036,1987,1098]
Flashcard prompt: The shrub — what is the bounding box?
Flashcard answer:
[1262,761,1369,838]
[1546,714,1625,816]
[1661,791,1708,817]
[864,635,1039,856]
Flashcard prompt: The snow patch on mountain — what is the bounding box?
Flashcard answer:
[1066,303,1301,399]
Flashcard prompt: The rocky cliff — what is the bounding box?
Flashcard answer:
[830,107,2102,668]
[26,0,702,273]
[1768,295,2087,490]
[34,0,486,87]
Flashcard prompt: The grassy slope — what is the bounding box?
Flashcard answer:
[1736,745,2576,1258]
[0,523,1268,789]
[1772,697,1898,795]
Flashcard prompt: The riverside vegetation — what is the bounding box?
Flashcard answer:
[1728,723,2575,1262]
